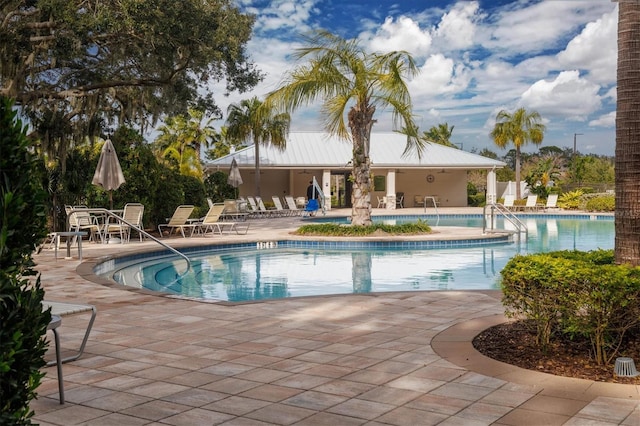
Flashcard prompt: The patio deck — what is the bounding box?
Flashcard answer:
[32,208,638,425]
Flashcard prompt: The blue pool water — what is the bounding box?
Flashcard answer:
[102,215,614,302]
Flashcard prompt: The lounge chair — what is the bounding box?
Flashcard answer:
[255,196,276,217]
[198,204,249,235]
[544,194,559,211]
[523,195,541,211]
[246,196,268,218]
[104,202,144,243]
[158,205,196,237]
[272,196,290,216]
[222,199,249,221]
[502,195,515,210]
[284,195,303,216]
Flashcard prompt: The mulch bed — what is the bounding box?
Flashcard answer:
[473,320,640,384]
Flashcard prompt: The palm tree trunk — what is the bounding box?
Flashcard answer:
[615,1,640,266]
[348,105,375,226]
[515,146,522,200]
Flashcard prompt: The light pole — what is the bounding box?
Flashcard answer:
[573,133,583,154]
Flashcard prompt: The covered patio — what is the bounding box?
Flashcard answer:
[205,132,505,210]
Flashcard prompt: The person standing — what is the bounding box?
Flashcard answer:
[306,181,316,200]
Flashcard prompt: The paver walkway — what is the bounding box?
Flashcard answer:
[32,208,638,425]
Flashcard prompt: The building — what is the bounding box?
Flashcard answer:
[205,132,506,210]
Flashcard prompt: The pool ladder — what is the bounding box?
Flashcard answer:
[483,203,527,235]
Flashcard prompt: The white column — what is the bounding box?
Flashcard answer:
[386,170,396,210]
[487,168,497,204]
[322,170,331,211]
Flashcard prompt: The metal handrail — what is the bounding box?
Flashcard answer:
[67,207,192,271]
[483,203,527,234]
[423,196,440,226]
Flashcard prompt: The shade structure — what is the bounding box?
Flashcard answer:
[92,139,125,209]
[227,158,243,197]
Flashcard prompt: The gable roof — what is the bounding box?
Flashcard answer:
[205,132,505,171]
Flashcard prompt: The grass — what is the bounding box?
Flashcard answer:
[294,220,432,236]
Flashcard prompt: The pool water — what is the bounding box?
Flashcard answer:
[106,215,614,302]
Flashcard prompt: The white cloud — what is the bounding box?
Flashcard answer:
[520,70,601,120]
[433,1,480,50]
[589,111,615,128]
[251,0,318,34]
[485,1,616,56]
[364,16,432,56]
[409,53,470,97]
[557,6,617,85]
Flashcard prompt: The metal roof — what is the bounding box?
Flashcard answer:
[206,132,505,170]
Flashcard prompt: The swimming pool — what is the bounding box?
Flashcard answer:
[97,214,614,302]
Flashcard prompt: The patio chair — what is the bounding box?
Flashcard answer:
[272,196,290,216]
[284,195,303,216]
[43,300,97,366]
[377,196,387,208]
[222,199,249,221]
[396,192,404,208]
[104,203,144,243]
[197,204,249,235]
[523,195,541,211]
[413,195,425,207]
[158,205,196,237]
[246,196,268,217]
[65,205,103,243]
[502,195,515,210]
[544,194,559,211]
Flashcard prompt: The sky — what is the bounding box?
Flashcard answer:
[210,0,618,156]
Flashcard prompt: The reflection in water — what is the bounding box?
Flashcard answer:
[352,252,372,293]
[112,217,614,302]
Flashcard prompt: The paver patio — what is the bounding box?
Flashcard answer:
[31,208,639,425]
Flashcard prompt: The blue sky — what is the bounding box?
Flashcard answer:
[214,1,618,155]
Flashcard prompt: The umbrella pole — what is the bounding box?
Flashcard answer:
[109,191,113,210]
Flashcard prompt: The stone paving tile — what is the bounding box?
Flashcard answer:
[239,383,305,403]
[326,398,395,420]
[281,390,348,411]
[119,399,190,421]
[244,402,317,425]
[34,405,111,425]
[272,373,334,390]
[455,401,514,423]
[200,377,263,394]
[203,395,272,416]
[77,412,151,425]
[375,406,449,425]
[312,379,376,398]
[159,388,228,407]
[159,407,235,425]
[429,382,496,401]
[292,411,366,425]
[404,393,471,416]
[571,396,640,423]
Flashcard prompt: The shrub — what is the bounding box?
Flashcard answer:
[584,195,615,212]
[500,249,640,365]
[558,190,583,210]
[0,97,51,424]
[295,221,431,236]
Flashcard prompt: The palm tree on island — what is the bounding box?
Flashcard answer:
[265,30,425,226]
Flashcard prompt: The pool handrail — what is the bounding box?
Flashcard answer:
[483,203,527,234]
[67,207,192,272]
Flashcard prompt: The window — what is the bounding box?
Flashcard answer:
[374,175,386,191]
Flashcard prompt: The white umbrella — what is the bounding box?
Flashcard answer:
[486,167,497,204]
[92,139,125,209]
[227,158,243,198]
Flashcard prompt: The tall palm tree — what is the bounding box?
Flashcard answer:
[265,30,424,226]
[225,97,290,196]
[615,0,640,266]
[490,108,545,199]
[423,123,456,148]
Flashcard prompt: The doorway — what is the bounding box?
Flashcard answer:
[331,172,352,208]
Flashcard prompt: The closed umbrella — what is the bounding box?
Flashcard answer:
[92,139,125,209]
[227,158,243,198]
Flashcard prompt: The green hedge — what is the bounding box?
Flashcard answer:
[500,249,640,365]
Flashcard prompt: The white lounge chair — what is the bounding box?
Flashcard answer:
[197,204,249,235]
[544,194,559,211]
[158,205,196,237]
[284,196,303,216]
[502,195,515,210]
[523,195,541,211]
[272,196,290,216]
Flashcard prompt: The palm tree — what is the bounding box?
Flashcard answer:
[423,123,456,148]
[615,0,640,266]
[154,108,217,179]
[225,97,290,196]
[265,30,424,226]
[490,108,545,199]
